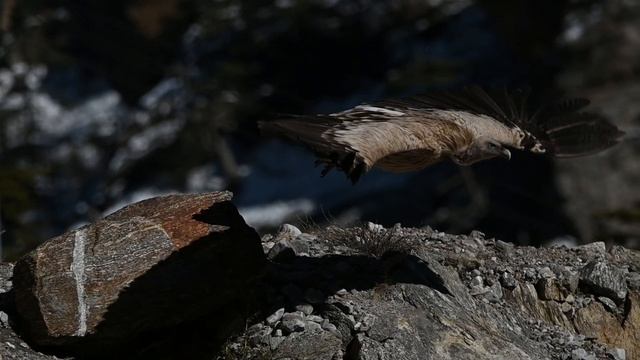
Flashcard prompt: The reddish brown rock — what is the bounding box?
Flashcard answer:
[574,293,640,360]
[13,191,265,349]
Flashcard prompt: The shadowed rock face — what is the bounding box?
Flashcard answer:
[1,195,639,359]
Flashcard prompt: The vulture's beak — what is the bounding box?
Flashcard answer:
[500,148,512,160]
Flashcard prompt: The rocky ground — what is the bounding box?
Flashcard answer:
[0,194,638,359]
[222,223,638,360]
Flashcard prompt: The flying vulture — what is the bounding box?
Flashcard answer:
[259,87,624,184]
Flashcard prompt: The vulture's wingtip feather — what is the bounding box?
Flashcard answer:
[542,113,624,157]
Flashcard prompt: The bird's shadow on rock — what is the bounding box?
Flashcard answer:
[264,250,451,305]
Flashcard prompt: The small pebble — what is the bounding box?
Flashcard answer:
[306,321,322,332]
[524,268,537,280]
[366,222,384,232]
[500,272,517,289]
[485,282,503,303]
[471,276,484,287]
[266,308,285,325]
[470,286,489,296]
[571,348,595,360]
[321,320,338,333]
[496,240,514,252]
[608,348,626,360]
[307,315,324,323]
[538,267,555,279]
[0,311,9,327]
[280,313,306,334]
[279,224,302,239]
[267,240,296,261]
[295,303,314,315]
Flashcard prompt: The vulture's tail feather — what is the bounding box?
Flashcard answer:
[258,115,332,147]
[259,116,368,183]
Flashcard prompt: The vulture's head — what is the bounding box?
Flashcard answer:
[451,138,511,166]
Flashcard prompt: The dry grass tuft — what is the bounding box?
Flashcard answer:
[319,224,415,258]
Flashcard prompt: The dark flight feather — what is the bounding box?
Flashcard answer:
[541,112,623,157]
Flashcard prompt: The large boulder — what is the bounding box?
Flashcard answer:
[12,191,265,354]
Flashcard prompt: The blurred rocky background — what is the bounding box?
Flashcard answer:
[0,0,639,260]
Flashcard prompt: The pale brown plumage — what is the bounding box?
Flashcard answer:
[341,115,474,172]
[260,87,624,183]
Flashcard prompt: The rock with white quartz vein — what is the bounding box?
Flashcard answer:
[12,191,265,349]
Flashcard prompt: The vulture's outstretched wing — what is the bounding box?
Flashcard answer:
[259,111,473,183]
[377,86,624,157]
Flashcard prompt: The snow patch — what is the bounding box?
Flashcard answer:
[240,199,315,228]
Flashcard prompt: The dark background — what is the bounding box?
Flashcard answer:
[1,0,639,260]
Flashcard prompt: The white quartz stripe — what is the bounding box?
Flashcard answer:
[71,228,88,336]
